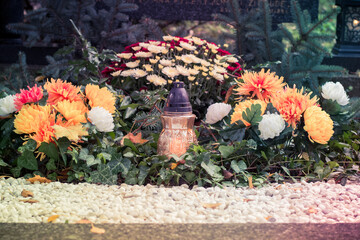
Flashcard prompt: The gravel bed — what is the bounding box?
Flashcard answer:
[1,177,360,224]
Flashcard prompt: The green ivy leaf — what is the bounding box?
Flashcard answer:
[38,142,59,161]
[201,158,223,181]
[231,160,247,173]
[242,104,263,126]
[184,172,196,183]
[90,164,118,185]
[138,165,149,185]
[219,125,246,142]
[10,166,22,177]
[125,168,139,184]
[219,145,235,158]
[46,159,57,171]
[17,150,38,170]
[0,158,10,167]
[18,139,37,153]
[55,137,71,165]
[47,172,57,181]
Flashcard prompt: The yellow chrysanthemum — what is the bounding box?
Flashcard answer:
[230,99,267,126]
[55,100,88,125]
[44,78,82,105]
[85,84,116,114]
[304,106,334,144]
[14,104,57,146]
[235,69,286,102]
[271,86,318,129]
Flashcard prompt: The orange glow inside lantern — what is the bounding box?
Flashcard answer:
[157,82,197,158]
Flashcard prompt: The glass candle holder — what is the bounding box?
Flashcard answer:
[157,82,197,158]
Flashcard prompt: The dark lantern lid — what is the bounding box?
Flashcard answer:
[164,82,192,113]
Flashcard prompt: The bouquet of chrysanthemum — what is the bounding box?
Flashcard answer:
[204,69,336,146]
[5,79,116,149]
[101,35,243,117]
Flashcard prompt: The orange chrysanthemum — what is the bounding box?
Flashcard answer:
[230,99,267,126]
[14,85,43,111]
[271,86,318,128]
[235,69,285,102]
[14,104,57,146]
[304,106,334,144]
[44,78,82,105]
[55,100,88,125]
[85,84,116,114]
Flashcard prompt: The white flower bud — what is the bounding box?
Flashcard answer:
[321,82,349,106]
[258,113,285,140]
[0,95,17,116]
[205,103,232,124]
[88,107,114,132]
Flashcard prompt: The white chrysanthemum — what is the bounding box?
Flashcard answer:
[147,45,166,54]
[179,41,196,51]
[146,74,167,86]
[189,68,199,75]
[181,55,194,64]
[213,72,224,82]
[191,37,205,45]
[160,59,173,67]
[0,95,17,116]
[132,69,148,79]
[139,42,150,48]
[149,41,161,45]
[120,69,135,77]
[213,65,227,74]
[88,107,114,132]
[321,81,349,106]
[176,65,190,76]
[258,113,286,140]
[205,103,232,124]
[200,60,211,67]
[116,53,133,59]
[126,61,140,68]
[162,67,179,79]
[163,35,175,41]
[135,51,152,58]
[132,46,141,51]
[226,56,238,63]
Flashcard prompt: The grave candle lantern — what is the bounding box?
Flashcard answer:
[157,82,197,158]
[332,0,360,56]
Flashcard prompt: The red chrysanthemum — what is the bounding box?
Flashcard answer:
[14,85,43,111]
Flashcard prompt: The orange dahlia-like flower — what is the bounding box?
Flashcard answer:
[230,99,267,126]
[14,104,57,146]
[85,84,116,114]
[271,86,318,128]
[55,100,88,125]
[44,78,82,105]
[234,69,285,102]
[14,85,43,111]
[304,106,334,144]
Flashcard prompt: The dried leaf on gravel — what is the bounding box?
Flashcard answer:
[76,219,93,224]
[20,199,39,203]
[90,224,105,234]
[26,175,51,184]
[202,203,221,209]
[289,187,303,192]
[307,207,318,214]
[21,189,34,198]
[243,198,254,202]
[248,176,253,188]
[47,215,59,223]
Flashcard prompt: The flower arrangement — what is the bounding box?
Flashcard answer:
[101,35,243,118]
[11,79,116,148]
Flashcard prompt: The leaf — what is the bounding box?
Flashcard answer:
[20,199,39,203]
[202,203,221,209]
[121,132,148,145]
[302,152,310,161]
[138,165,149,185]
[90,224,105,234]
[242,104,263,126]
[307,207,318,214]
[47,215,59,223]
[230,160,247,174]
[0,159,10,167]
[10,166,22,177]
[26,175,51,184]
[248,176,254,189]
[219,145,234,158]
[56,137,71,165]
[224,85,236,104]
[201,158,223,181]
[219,125,246,142]
[38,142,59,161]
[75,219,92,224]
[21,189,34,198]
[46,159,57,171]
[17,150,38,170]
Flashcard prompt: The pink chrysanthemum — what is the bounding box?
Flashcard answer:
[14,85,43,111]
